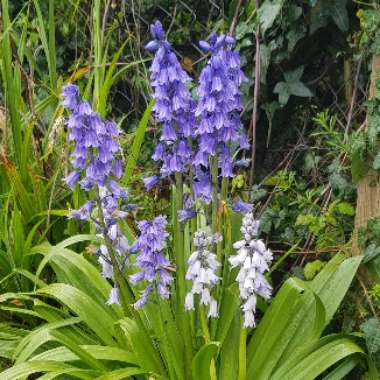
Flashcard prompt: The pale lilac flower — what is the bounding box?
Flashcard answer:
[229,212,273,328]
[98,245,113,279]
[185,230,222,318]
[107,287,120,305]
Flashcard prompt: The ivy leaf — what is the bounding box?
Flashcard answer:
[284,66,304,82]
[236,22,254,40]
[360,319,380,354]
[287,28,306,51]
[273,82,291,106]
[363,243,380,264]
[328,0,349,32]
[310,0,349,33]
[373,151,380,170]
[274,66,313,106]
[258,0,285,33]
[329,172,348,192]
[260,44,271,84]
[288,82,314,97]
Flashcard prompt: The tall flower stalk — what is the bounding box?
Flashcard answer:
[146,20,195,369]
[61,84,132,308]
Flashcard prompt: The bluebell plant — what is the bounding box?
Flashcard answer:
[60,21,272,379]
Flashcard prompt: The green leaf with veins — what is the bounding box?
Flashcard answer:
[274,66,313,106]
[258,0,285,33]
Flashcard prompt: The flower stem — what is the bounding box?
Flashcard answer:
[221,177,229,202]
[174,173,193,377]
[238,324,247,380]
[200,306,217,380]
[211,156,219,234]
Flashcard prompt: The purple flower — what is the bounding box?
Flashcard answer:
[178,209,197,222]
[232,200,253,214]
[69,201,94,220]
[65,171,80,189]
[235,158,251,168]
[130,215,173,307]
[193,32,249,186]
[143,175,160,191]
[150,20,165,41]
[61,84,79,110]
[61,85,122,190]
[147,20,195,176]
[193,169,213,204]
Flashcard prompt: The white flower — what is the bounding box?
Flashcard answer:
[98,245,113,279]
[107,287,120,305]
[184,230,221,318]
[185,293,194,310]
[229,212,273,328]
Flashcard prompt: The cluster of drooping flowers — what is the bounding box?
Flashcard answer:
[194,33,248,173]
[61,84,122,190]
[144,21,248,207]
[191,32,249,202]
[229,212,273,327]
[61,84,130,305]
[185,230,222,318]
[146,21,195,178]
[130,215,173,308]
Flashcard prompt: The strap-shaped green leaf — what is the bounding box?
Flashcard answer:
[36,284,117,346]
[192,342,220,380]
[271,337,363,380]
[0,360,99,380]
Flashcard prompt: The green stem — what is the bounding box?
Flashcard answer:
[156,296,178,380]
[238,325,247,380]
[221,177,229,202]
[174,173,193,377]
[268,240,301,275]
[200,306,217,380]
[211,157,219,234]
